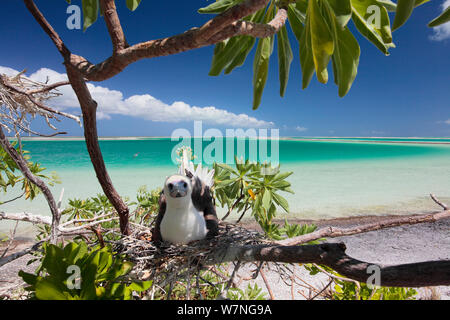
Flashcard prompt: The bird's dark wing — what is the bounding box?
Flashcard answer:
[152,190,166,244]
[191,176,219,239]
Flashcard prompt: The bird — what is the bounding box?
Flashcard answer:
[152,149,219,245]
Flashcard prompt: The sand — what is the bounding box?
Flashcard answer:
[1,214,449,300]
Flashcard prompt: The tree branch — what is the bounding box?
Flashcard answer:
[0,239,46,268]
[0,127,61,243]
[65,65,131,235]
[276,208,450,246]
[0,74,80,124]
[0,212,52,226]
[24,0,284,82]
[207,8,288,43]
[205,242,450,287]
[23,0,71,60]
[99,0,128,53]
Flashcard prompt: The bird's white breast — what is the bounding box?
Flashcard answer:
[160,204,207,244]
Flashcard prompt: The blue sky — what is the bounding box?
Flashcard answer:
[0,0,449,137]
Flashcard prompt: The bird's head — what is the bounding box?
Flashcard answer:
[163,174,192,208]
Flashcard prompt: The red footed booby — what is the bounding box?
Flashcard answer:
[153,149,219,245]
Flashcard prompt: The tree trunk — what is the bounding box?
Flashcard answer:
[65,65,130,235]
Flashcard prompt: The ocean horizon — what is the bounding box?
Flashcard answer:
[2,136,450,236]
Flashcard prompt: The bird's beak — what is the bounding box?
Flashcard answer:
[168,182,188,198]
[170,189,187,198]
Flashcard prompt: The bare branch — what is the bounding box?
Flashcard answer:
[0,239,46,268]
[0,221,19,259]
[0,212,52,226]
[205,242,450,287]
[430,193,448,210]
[0,126,61,243]
[26,80,70,95]
[276,209,450,246]
[23,0,71,59]
[0,74,81,124]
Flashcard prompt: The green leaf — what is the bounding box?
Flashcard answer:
[351,0,394,55]
[82,0,99,31]
[252,6,275,110]
[325,2,360,97]
[272,192,289,212]
[299,7,315,89]
[326,0,352,28]
[428,6,450,27]
[128,280,152,292]
[261,188,272,210]
[35,279,69,300]
[376,0,397,12]
[393,0,415,31]
[224,9,266,74]
[309,0,334,84]
[209,36,245,76]
[414,0,430,7]
[18,270,39,286]
[272,171,293,181]
[198,0,242,14]
[277,25,293,97]
[287,4,305,41]
[126,0,142,12]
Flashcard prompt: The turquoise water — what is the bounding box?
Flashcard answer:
[2,137,450,235]
[293,137,450,143]
[17,138,448,168]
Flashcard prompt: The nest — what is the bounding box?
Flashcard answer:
[113,222,273,299]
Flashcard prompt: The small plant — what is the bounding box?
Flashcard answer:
[134,185,162,224]
[227,283,267,300]
[19,241,151,300]
[214,157,293,232]
[333,279,417,300]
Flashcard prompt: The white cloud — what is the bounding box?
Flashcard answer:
[430,0,450,41]
[295,126,308,132]
[1,66,274,128]
[445,119,450,124]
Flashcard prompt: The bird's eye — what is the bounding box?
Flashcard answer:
[183,182,187,188]
[168,183,173,190]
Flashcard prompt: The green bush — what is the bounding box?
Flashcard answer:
[19,241,151,300]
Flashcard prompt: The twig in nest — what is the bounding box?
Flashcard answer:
[0,221,19,259]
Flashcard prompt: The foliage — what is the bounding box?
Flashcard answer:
[65,0,447,109]
[214,156,293,228]
[19,241,151,300]
[333,278,417,300]
[0,143,60,204]
[134,185,162,224]
[227,283,267,300]
[198,0,444,109]
[264,218,319,241]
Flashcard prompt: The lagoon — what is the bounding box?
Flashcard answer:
[2,137,450,235]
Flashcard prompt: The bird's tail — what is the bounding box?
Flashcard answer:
[178,147,214,188]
